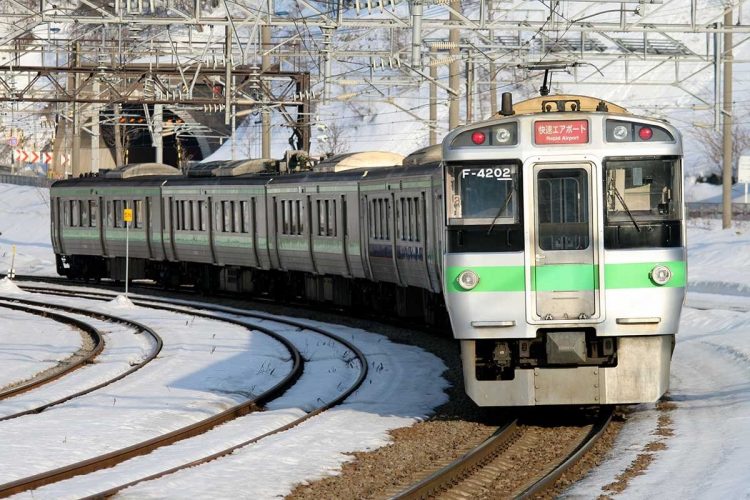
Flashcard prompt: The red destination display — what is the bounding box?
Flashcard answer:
[534,120,589,145]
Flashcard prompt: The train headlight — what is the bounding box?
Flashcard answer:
[495,127,511,144]
[457,270,480,290]
[650,265,672,286]
[613,125,629,141]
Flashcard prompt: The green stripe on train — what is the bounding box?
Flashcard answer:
[445,265,525,293]
[446,261,686,292]
[604,261,686,288]
[533,264,598,291]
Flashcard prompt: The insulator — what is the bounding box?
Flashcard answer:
[429,41,458,50]
[428,54,462,67]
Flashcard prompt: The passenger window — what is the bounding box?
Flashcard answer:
[89,200,98,227]
[135,199,144,229]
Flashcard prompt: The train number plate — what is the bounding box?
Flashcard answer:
[534,120,589,145]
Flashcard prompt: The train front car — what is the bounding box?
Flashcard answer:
[442,95,685,406]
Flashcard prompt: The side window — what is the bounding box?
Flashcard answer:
[198,201,207,231]
[135,199,144,229]
[114,200,122,228]
[214,202,222,232]
[232,201,240,233]
[240,200,249,233]
[107,200,113,227]
[223,201,232,232]
[175,200,182,230]
[317,200,325,236]
[89,200,98,228]
[329,199,336,237]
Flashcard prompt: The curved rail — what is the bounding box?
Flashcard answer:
[512,406,614,499]
[0,301,105,401]
[393,419,519,500]
[0,285,369,498]
[394,407,614,499]
[0,298,162,422]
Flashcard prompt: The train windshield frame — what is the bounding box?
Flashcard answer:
[603,156,681,223]
[446,162,521,226]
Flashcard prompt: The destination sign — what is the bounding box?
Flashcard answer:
[534,120,589,145]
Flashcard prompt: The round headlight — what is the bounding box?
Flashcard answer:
[613,125,629,140]
[650,265,672,286]
[495,127,511,144]
[457,270,480,290]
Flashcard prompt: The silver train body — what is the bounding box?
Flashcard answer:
[50,94,686,406]
[443,95,685,405]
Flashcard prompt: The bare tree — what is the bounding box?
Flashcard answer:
[317,120,349,156]
[689,115,750,179]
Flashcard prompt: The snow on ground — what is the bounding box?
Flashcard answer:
[2,181,750,497]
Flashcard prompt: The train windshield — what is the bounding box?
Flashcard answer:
[446,163,520,225]
[604,157,680,221]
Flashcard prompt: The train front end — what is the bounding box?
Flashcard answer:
[442,95,685,406]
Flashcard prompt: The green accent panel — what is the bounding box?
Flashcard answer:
[533,264,598,291]
[214,234,251,247]
[103,231,147,242]
[605,261,686,288]
[61,228,99,238]
[174,233,210,245]
[312,238,343,254]
[445,265,525,293]
[278,238,310,251]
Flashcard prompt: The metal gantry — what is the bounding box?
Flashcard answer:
[0,0,747,176]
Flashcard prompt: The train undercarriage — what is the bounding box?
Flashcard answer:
[56,253,448,326]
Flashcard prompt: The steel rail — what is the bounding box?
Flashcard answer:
[512,406,615,499]
[11,282,370,499]
[393,420,519,500]
[0,292,303,498]
[0,300,105,401]
[0,298,162,422]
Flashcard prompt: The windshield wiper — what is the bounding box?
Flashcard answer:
[487,184,515,235]
[608,177,640,233]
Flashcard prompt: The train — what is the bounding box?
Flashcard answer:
[50,93,686,406]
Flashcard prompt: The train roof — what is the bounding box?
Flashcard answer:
[314,151,405,172]
[506,94,628,115]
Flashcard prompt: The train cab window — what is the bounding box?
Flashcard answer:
[603,157,682,248]
[604,158,680,222]
[447,163,520,226]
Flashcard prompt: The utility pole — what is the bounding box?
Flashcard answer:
[722,8,733,229]
[448,0,460,129]
[465,58,473,123]
[261,24,271,158]
[429,46,437,145]
[71,43,82,176]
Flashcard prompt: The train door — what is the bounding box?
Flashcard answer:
[531,163,600,320]
[51,197,62,253]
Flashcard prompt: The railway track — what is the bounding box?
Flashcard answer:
[0,283,370,498]
[0,298,161,421]
[0,300,105,401]
[394,407,614,499]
